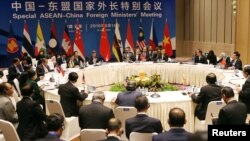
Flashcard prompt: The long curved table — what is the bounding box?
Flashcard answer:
[82,62,226,87]
[42,62,245,133]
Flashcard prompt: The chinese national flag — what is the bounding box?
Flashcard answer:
[162,19,173,56]
[99,22,111,62]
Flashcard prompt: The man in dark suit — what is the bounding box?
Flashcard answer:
[215,86,247,124]
[125,95,163,139]
[100,118,123,141]
[58,72,88,117]
[16,84,48,140]
[35,113,65,141]
[73,51,85,66]
[123,47,134,62]
[8,58,24,83]
[156,49,169,62]
[153,107,191,141]
[228,51,242,70]
[36,58,51,77]
[79,91,114,129]
[115,80,142,107]
[238,65,250,114]
[194,49,207,64]
[189,73,222,120]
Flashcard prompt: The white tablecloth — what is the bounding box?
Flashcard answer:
[42,63,246,133]
[44,89,195,132]
[83,63,225,87]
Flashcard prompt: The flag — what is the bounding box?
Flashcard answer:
[73,22,85,60]
[99,22,111,61]
[7,23,20,60]
[48,20,59,55]
[62,24,73,56]
[22,21,33,57]
[162,19,173,56]
[125,19,134,54]
[112,20,123,62]
[149,20,158,50]
[35,21,46,56]
[136,22,146,50]
[55,65,64,76]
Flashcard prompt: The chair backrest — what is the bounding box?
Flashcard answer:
[13,78,21,96]
[0,119,20,141]
[114,106,137,129]
[80,129,106,141]
[129,132,157,141]
[205,101,226,125]
[45,99,65,117]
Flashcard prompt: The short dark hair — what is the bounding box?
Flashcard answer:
[233,51,240,58]
[206,73,217,84]
[221,86,234,98]
[107,118,122,132]
[243,66,250,76]
[21,84,34,96]
[126,81,136,91]
[0,71,3,78]
[134,95,149,111]
[0,82,8,95]
[68,72,78,82]
[168,107,186,127]
[28,70,36,79]
[12,58,19,64]
[46,113,64,131]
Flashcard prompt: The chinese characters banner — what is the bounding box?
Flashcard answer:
[0,0,175,60]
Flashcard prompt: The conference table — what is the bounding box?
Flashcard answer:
[41,62,245,133]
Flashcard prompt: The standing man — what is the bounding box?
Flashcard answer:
[58,72,88,117]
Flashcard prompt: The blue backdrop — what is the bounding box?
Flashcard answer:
[0,0,175,67]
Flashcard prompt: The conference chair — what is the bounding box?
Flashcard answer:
[1,69,8,82]
[114,106,137,141]
[205,101,225,125]
[45,99,81,141]
[80,129,106,141]
[13,78,21,96]
[195,101,225,131]
[0,119,20,141]
[129,132,157,141]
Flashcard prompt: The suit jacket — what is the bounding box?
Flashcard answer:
[0,95,18,124]
[194,55,207,64]
[191,84,222,120]
[115,91,142,106]
[16,97,47,140]
[35,132,64,141]
[88,57,101,65]
[238,77,250,113]
[99,136,121,141]
[36,64,51,77]
[156,54,168,62]
[125,114,163,139]
[216,100,247,124]
[26,79,45,108]
[123,52,134,62]
[229,59,242,70]
[58,82,88,117]
[79,101,114,129]
[152,128,190,141]
[206,54,217,65]
[8,64,22,83]
[74,56,85,66]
